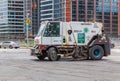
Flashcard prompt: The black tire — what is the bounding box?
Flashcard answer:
[37,55,46,60]
[89,45,104,60]
[0,46,1,48]
[4,47,6,49]
[15,47,19,49]
[48,47,59,61]
[9,45,13,49]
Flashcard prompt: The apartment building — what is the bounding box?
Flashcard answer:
[0,0,32,40]
[35,0,119,37]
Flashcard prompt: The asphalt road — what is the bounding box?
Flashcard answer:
[0,48,120,81]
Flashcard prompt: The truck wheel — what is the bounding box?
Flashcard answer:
[9,45,13,49]
[48,47,59,61]
[15,47,18,49]
[89,45,104,60]
[37,55,46,60]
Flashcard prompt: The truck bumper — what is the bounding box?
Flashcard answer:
[31,48,41,56]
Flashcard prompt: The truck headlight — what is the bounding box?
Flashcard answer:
[34,39,39,45]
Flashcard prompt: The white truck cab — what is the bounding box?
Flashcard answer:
[31,21,110,61]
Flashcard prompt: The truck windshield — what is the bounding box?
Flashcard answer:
[37,24,45,36]
[43,22,60,37]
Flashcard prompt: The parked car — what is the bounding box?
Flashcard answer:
[110,41,115,48]
[0,41,20,49]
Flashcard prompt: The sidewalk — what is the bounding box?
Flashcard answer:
[20,47,33,49]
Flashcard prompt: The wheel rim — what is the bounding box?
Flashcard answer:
[51,50,57,60]
[94,49,101,57]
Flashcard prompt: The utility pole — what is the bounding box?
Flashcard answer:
[25,0,32,48]
[26,13,29,48]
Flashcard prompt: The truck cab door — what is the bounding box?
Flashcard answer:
[42,22,62,45]
[50,22,62,45]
